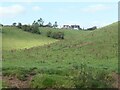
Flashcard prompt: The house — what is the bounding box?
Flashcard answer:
[62,25,81,30]
[87,26,97,30]
[63,25,70,29]
[71,25,81,30]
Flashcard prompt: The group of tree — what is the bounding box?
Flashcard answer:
[37,18,44,27]
[14,22,40,34]
[17,22,22,29]
[11,18,64,39]
[12,18,58,28]
[22,24,40,34]
[12,22,22,28]
[12,22,17,26]
[32,18,58,28]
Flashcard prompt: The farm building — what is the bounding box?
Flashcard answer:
[71,25,81,30]
[63,25,71,29]
[63,25,81,30]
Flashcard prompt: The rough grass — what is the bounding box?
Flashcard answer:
[2,22,118,88]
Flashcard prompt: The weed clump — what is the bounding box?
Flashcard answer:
[74,63,114,88]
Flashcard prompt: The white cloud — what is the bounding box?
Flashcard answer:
[0,4,25,17]
[32,6,42,11]
[82,4,111,13]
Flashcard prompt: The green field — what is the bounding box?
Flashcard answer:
[2,27,58,50]
[2,22,118,88]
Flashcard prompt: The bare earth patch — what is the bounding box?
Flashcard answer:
[112,73,120,89]
[2,75,33,88]
[2,72,120,88]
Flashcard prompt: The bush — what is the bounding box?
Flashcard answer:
[21,25,40,34]
[47,31,64,39]
[31,24,40,34]
[22,25,30,31]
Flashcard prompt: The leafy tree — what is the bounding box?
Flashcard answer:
[22,25,30,32]
[22,24,40,34]
[32,21,39,26]
[37,18,44,27]
[13,23,16,26]
[53,21,58,28]
[17,22,22,29]
[32,21,36,25]
[47,22,52,27]
[31,24,40,34]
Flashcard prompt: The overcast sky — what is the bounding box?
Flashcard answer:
[0,0,118,28]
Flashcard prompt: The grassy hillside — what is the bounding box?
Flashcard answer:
[2,27,57,50]
[2,22,118,88]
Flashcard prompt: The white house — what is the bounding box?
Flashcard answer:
[71,25,80,30]
[63,25,71,29]
[62,25,81,30]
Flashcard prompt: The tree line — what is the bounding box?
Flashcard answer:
[13,18,58,28]
[12,18,64,39]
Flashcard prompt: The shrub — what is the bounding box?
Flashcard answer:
[31,24,40,34]
[22,25,30,31]
[47,31,64,39]
[51,32,59,39]
[21,25,40,34]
